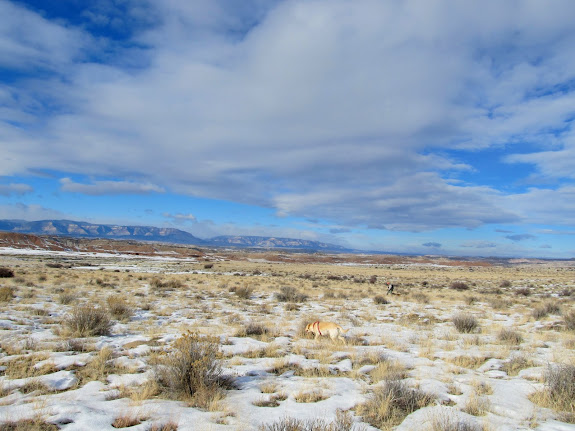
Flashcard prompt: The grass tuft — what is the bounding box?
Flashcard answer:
[62,305,112,337]
[452,314,479,333]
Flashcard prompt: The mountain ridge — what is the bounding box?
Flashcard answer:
[0,219,350,252]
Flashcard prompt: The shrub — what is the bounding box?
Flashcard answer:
[112,414,145,428]
[63,305,112,337]
[462,392,491,416]
[497,328,523,345]
[0,418,59,430]
[411,292,429,304]
[58,291,77,305]
[259,410,356,431]
[374,295,389,305]
[147,422,178,431]
[531,363,575,422]
[154,332,233,408]
[532,302,562,320]
[235,285,254,299]
[565,310,575,331]
[0,267,14,278]
[0,285,15,302]
[488,297,511,310]
[514,287,531,296]
[235,321,272,338]
[501,354,534,376]
[275,286,308,303]
[452,313,479,333]
[499,280,512,288]
[450,281,469,291]
[357,379,436,429]
[150,278,183,294]
[107,295,133,321]
[429,407,483,431]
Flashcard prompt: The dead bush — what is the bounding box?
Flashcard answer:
[0,418,59,430]
[107,294,133,321]
[514,287,531,296]
[259,409,356,431]
[450,281,470,291]
[0,285,15,302]
[150,278,183,294]
[275,286,308,303]
[531,363,575,422]
[564,310,575,331]
[154,332,233,408]
[356,379,436,429]
[452,313,479,333]
[0,267,14,278]
[532,302,562,320]
[235,285,254,299]
[63,305,112,337]
[497,328,523,345]
[374,295,389,305]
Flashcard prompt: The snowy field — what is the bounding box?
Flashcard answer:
[0,247,574,430]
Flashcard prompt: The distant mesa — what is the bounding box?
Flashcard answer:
[0,219,350,252]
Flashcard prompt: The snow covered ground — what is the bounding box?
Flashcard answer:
[0,248,574,430]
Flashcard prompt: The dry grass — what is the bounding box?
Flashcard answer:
[501,354,535,376]
[153,332,233,408]
[532,302,562,320]
[294,389,329,403]
[462,392,491,416]
[76,347,116,384]
[107,294,134,321]
[275,286,308,303]
[429,407,485,431]
[259,409,357,431]
[369,359,409,382]
[452,314,479,333]
[0,418,59,431]
[356,379,436,430]
[147,422,178,431]
[112,413,147,428]
[497,328,523,345]
[564,310,575,331]
[61,304,112,337]
[0,285,15,302]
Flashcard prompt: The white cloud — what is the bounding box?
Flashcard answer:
[163,212,197,223]
[59,178,165,195]
[0,183,33,196]
[0,203,66,220]
[1,0,575,233]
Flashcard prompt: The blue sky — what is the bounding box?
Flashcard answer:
[1,0,575,258]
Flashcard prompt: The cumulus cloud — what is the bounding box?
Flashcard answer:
[1,0,575,233]
[163,212,197,223]
[505,234,536,242]
[0,183,33,196]
[0,203,67,220]
[59,178,165,195]
[460,240,498,249]
[423,242,442,248]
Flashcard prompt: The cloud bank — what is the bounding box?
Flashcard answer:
[1,0,575,235]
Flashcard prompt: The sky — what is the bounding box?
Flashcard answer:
[1,0,575,258]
